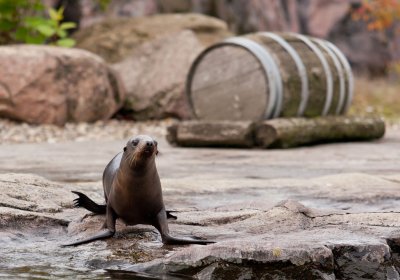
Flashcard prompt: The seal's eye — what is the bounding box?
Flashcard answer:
[132,139,139,146]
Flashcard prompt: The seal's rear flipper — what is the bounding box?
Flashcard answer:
[72,191,106,214]
[61,229,115,247]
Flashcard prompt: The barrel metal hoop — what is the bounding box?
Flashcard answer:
[224,37,282,119]
[313,38,346,115]
[261,32,309,117]
[325,42,354,114]
[290,33,333,116]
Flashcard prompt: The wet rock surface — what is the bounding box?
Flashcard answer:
[1,127,400,279]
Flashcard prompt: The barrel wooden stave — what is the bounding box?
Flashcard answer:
[282,36,332,117]
[246,34,303,117]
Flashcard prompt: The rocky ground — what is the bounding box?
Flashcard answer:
[1,119,400,279]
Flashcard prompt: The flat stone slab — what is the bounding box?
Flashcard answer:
[0,128,399,182]
[1,128,400,279]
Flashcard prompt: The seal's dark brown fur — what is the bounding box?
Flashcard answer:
[63,135,213,246]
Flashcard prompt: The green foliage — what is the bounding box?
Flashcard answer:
[0,0,76,47]
[98,0,111,11]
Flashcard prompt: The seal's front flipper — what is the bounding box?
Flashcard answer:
[61,229,115,247]
[162,234,215,245]
[154,209,215,246]
[72,191,106,214]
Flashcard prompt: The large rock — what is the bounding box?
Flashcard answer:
[306,0,351,38]
[112,30,204,120]
[109,200,399,279]
[78,0,160,28]
[73,13,232,63]
[0,173,75,228]
[0,45,125,125]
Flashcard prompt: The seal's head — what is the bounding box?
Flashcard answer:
[123,135,158,168]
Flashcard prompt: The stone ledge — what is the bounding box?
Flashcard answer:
[2,172,400,278]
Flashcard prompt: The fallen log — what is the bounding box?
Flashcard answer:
[166,116,385,149]
[255,116,385,148]
[167,121,255,148]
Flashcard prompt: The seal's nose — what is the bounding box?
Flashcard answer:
[146,141,154,147]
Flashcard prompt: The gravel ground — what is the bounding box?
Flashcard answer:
[0,118,177,144]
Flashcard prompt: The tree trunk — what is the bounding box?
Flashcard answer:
[255,116,385,148]
[167,121,255,148]
[167,116,385,149]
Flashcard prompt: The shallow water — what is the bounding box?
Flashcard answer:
[0,267,107,280]
[0,226,110,279]
[0,224,196,280]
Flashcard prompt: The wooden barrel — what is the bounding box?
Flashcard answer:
[186,32,354,121]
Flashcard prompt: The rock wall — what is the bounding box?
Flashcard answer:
[71,0,394,75]
[186,0,392,75]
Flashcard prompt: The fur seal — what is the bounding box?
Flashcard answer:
[63,135,213,246]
